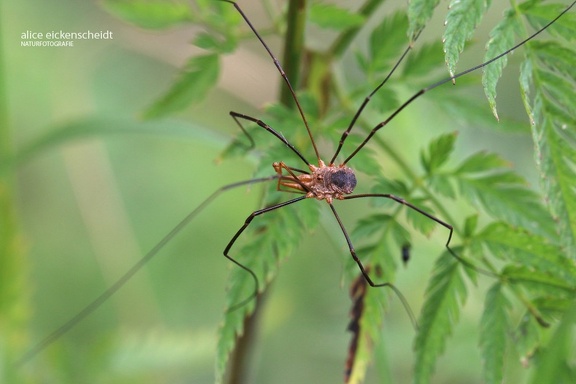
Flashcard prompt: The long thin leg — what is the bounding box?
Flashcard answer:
[15,175,280,367]
[327,202,416,328]
[224,195,307,311]
[229,111,255,150]
[342,1,576,165]
[344,193,498,278]
[230,111,311,166]
[223,0,321,163]
[329,30,422,165]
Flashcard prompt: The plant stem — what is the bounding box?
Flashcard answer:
[227,1,307,383]
[279,0,306,107]
[224,293,267,384]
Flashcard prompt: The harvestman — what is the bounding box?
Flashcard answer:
[17,0,576,366]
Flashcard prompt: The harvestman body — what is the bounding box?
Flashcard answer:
[274,160,357,202]
[16,0,576,367]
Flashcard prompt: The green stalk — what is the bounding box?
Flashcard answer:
[224,294,267,384]
[226,1,307,383]
[279,0,306,107]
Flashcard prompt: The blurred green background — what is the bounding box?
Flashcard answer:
[2,0,542,383]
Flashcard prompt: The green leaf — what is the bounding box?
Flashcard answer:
[193,32,220,50]
[455,151,508,173]
[479,283,510,384]
[520,31,576,257]
[529,302,576,384]
[144,54,220,119]
[369,85,400,116]
[370,178,411,208]
[529,41,576,89]
[309,3,364,31]
[368,12,409,74]
[414,251,468,384]
[532,296,575,317]
[215,197,318,383]
[261,98,320,163]
[443,0,490,77]
[476,222,576,286]
[427,173,456,199]
[482,9,518,120]
[523,2,576,42]
[404,198,438,237]
[344,135,383,176]
[407,0,441,40]
[352,214,411,249]
[463,214,479,238]
[402,41,445,79]
[102,0,192,29]
[420,132,457,174]
[503,266,575,298]
[514,312,542,365]
[455,154,556,239]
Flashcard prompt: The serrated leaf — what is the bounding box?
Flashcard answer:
[427,174,456,199]
[198,0,242,29]
[456,151,508,174]
[537,70,576,119]
[372,178,410,198]
[443,0,491,77]
[309,3,364,31]
[529,302,576,384]
[520,33,576,257]
[193,32,220,50]
[353,214,394,239]
[463,214,479,238]
[352,214,411,249]
[407,0,441,40]
[514,312,542,364]
[344,135,382,176]
[530,41,576,87]
[420,132,457,173]
[502,265,575,298]
[370,86,400,115]
[523,2,576,42]
[145,54,220,119]
[215,197,317,382]
[476,222,576,286]
[102,0,192,29]
[531,296,575,318]
[479,283,510,384]
[263,98,320,163]
[456,165,556,239]
[369,11,409,74]
[414,251,468,384]
[482,9,517,120]
[402,41,445,79]
[404,198,438,237]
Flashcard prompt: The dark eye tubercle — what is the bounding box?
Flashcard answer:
[330,169,357,193]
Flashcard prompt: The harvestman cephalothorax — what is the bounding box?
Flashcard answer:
[16,0,576,375]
